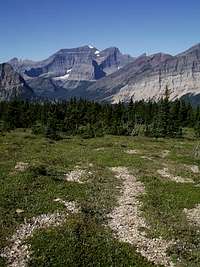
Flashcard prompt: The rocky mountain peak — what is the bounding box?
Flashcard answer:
[177,43,200,57]
[0,63,34,101]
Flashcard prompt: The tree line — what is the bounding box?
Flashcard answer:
[0,92,200,139]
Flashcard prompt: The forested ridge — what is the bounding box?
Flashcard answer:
[0,91,200,139]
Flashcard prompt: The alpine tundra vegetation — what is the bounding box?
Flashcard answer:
[0,130,200,266]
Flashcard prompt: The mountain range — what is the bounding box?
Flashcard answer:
[1,43,200,105]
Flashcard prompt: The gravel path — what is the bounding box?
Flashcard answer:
[1,201,79,267]
[108,167,175,267]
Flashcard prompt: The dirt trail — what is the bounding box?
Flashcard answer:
[1,201,78,267]
[108,167,175,267]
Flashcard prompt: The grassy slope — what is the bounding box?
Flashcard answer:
[0,130,199,266]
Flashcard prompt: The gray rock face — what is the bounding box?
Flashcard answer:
[0,63,34,101]
[96,47,134,74]
[85,53,173,101]
[10,45,133,81]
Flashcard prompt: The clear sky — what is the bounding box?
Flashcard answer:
[1,0,200,62]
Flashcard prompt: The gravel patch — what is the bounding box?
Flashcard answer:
[184,204,200,227]
[157,168,194,183]
[108,167,174,267]
[1,201,79,267]
[53,199,80,213]
[188,165,199,174]
[125,149,140,155]
[14,162,29,172]
[64,168,90,183]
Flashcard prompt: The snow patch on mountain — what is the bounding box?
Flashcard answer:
[53,69,72,81]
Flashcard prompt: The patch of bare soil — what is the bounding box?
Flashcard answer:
[1,201,79,267]
[184,204,200,227]
[157,168,194,183]
[108,167,174,267]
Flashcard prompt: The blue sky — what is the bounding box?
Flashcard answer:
[1,0,200,62]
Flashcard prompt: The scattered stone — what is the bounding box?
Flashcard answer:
[53,199,80,213]
[64,168,87,183]
[108,167,174,267]
[125,149,140,155]
[184,164,199,174]
[14,162,29,172]
[141,156,153,161]
[184,204,200,227]
[95,147,105,151]
[161,150,170,158]
[16,209,24,214]
[88,163,94,167]
[1,201,79,267]
[189,165,199,174]
[157,168,194,183]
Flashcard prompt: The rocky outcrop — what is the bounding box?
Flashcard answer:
[0,63,34,101]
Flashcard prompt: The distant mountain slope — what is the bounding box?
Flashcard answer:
[85,53,173,101]
[4,43,200,105]
[27,77,94,100]
[0,63,34,101]
[86,44,200,104]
